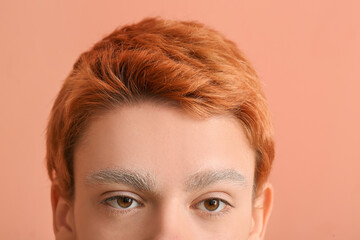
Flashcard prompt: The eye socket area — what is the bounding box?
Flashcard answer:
[195,198,229,213]
[102,195,142,210]
[102,193,233,216]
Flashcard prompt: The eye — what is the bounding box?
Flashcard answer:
[102,195,141,210]
[195,198,233,215]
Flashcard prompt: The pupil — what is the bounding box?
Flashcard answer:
[205,199,219,211]
[209,200,217,205]
[117,197,132,208]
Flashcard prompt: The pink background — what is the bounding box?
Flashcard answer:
[1,0,359,239]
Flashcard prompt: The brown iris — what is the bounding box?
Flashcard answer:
[204,199,220,211]
[117,197,133,208]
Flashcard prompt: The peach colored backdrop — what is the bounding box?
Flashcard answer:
[1,0,359,239]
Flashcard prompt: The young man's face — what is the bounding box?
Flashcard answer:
[53,101,272,239]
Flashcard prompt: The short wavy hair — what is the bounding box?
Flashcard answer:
[46,17,274,200]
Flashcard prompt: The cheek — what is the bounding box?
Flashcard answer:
[211,195,253,239]
[73,194,143,239]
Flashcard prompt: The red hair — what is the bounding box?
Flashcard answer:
[46,17,274,200]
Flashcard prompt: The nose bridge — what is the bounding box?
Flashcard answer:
[146,197,192,240]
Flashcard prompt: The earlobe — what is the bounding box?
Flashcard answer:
[249,182,274,240]
[51,183,75,240]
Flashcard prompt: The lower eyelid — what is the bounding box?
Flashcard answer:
[201,206,232,218]
[102,203,138,217]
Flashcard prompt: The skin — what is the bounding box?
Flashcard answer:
[52,101,273,240]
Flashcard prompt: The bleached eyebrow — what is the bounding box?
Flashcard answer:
[183,169,246,192]
[85,168,156,192]
[85,168,247,193]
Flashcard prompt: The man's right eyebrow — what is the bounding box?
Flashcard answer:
[85,168,156,193]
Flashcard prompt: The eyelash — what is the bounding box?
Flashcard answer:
[100,194,234,218]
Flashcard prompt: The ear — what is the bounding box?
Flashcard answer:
[51,183,75,240]
[248,182,273,240]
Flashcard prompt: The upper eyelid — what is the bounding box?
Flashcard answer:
[101,195,143,206]
[192,192,234,207]
[100,191,144,202]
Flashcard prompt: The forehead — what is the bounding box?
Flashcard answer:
[73,101,255,189]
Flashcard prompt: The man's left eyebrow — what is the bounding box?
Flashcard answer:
[183,169,247,192]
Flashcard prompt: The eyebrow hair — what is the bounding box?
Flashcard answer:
[85,168,247,193]
[184,169,246,192]
[85,168,156,192]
